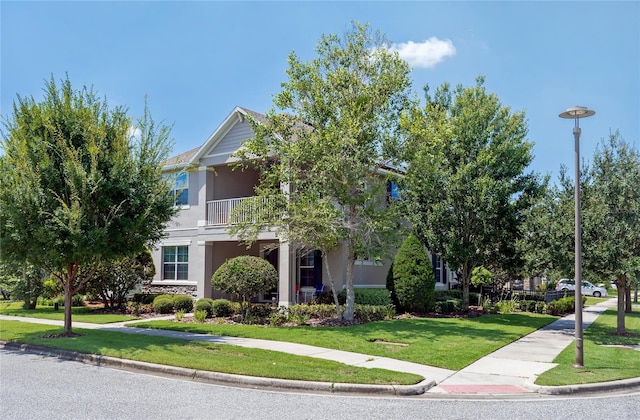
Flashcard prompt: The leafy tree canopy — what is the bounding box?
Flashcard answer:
[230,22,414,320]
[0,75,177,332]
[401,76,543,307]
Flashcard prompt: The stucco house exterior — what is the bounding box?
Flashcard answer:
[148,106,457,304]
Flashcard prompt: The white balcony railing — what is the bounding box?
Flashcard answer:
[206,196,273,226]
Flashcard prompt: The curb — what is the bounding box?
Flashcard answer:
[0,341,433,396]
[524,376,640,395]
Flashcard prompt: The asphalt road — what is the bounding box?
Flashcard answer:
[2,349,639,420]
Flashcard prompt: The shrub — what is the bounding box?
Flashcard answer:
[211,256,278,320]
[288,303,337,320]
[133,293,160,305]
[211,299,234,317]
[316,290,340,305]
[434,299,462,314]
[334,288,391,306]
[194,309,208,323]
[153,297,174,314]
[173,294,194,312]
[545,296,585,315]
[392,233,435,312]
[195,298,214,317]
[354,288,392,306]
[153,294,174,305]
[385,261,400,308]
[71,294,86,307]
[175,310,185,321]
[435,290,463,300]
[250,303,275,319]
[125,302,153,315]
[353,304,392,323]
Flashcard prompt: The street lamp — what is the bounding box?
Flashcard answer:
[559,105,595,368]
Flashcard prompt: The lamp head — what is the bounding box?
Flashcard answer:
[559,106,596,119]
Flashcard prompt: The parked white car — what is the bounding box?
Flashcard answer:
[556,279,608,298]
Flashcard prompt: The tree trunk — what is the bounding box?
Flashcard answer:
[63,278,73,334]
[343,246,355,321]
[616,275,626,335]
[625,285,632,313]
[461,263,471,309]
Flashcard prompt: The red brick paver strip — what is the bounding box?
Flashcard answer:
[438,384,528,394]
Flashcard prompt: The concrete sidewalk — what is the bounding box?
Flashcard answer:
[2,298,638,396]
[429,298,626,395]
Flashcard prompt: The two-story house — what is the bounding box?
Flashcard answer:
[148,106,402,305]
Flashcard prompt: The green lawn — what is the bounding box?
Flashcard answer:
[0,301,137,324]
[0,320,421,385]
[536,308,640,386]
[135,313,557,370]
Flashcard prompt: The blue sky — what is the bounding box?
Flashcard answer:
[2,1,638,181]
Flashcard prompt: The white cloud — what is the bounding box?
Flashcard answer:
[388,37,456,69]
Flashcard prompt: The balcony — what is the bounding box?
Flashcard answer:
[206,196,273,226]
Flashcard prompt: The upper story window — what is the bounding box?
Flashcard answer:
[169,172,188,206]
[386,181,400,202]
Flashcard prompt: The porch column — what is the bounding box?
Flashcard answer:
[195,241,213,299]
[278,241,296,306]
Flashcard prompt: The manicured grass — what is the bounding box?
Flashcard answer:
[536,308,640,386]
[0,301,137,324]
[135,313,558,370]
[584,296,610,306]
[0,320,421,385]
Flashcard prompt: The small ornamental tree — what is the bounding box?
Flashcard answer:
[85,249,155,310]
[471,266,493,288]
[392,234,435,312]
[211,256,277,321]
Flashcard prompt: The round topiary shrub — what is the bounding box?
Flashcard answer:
[153,294,174,305]
[173,294,194,312]
[195,298,214,317]
[211,299,234,317]
[153,297,174,314]
[211,256,278,320]
[392,233,435,312]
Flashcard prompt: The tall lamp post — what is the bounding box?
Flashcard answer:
[559,105,595,368]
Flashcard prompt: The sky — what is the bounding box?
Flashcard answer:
[1,1,638,181]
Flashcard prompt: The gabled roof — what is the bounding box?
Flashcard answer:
[163,106,265,170]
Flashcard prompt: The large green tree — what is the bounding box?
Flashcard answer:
[402,77,542,308]
[230,22,413,321]
[518,168,579,282]
[584,131,640,333]
[520,131,639,334]
[0,76,176,333]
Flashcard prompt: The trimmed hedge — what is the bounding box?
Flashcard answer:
[211,299,234,317]
[173,294,194,312]
[546,296,587,315]
[153,297,174,314]
[195,298,214,317]
[287,303,393,323]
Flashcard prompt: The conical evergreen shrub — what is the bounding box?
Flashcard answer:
[392,233,435,312]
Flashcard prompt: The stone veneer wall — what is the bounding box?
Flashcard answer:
[142,284,197,297]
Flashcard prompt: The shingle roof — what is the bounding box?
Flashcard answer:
[163,146,200,167]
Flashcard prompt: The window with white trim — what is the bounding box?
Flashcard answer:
[168,172,188,206]
[162,246,189,280]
